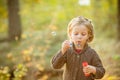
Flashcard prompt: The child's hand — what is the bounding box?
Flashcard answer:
[83,65,96,75]
[61,40,71,54]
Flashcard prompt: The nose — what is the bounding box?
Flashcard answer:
[77,34,82,39]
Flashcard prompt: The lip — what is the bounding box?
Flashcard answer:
[77,41,81,44]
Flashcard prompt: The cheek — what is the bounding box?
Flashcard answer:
[70,35,74,40]
[84,35,89,40]
[71,33,74,38]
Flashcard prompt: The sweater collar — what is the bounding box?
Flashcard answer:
[71,43,89,54]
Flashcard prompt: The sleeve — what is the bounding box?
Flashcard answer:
[51,49,67,69]
[91,50,105,79]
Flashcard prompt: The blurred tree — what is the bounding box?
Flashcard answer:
[118,0,120,40]
[7,0,22,41]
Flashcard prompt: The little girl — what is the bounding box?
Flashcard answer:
[51,16,105,80]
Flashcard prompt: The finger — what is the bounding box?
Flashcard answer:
[84,70,90,74]
[83,67,91,74]
[83,67,88,73]
[64,40,70,43]
[63,42,70,48]
[64,40,71,44]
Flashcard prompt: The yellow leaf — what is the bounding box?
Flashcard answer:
[22,50,30,55]
[107,76,117,80]
[36,64,44,71]
[39,74,48,80]
[7,53,13,59]
[22,34,27,39]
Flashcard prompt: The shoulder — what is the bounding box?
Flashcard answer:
[85,46,102,64]
[85,46,98,56]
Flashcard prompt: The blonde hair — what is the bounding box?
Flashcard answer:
[67,16,94,42]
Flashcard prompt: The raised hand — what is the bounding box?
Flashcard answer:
[61,40,71,54]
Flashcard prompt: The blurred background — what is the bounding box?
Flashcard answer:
[0,0,120,80]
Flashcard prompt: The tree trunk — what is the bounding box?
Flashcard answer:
[7,0,22,41]
[118,0,120,40]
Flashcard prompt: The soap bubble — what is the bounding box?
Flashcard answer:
[70,42,72,47]
[77,44,80,47]
[51,31,56,36]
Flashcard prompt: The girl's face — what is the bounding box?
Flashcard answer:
[70,25,89,49]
